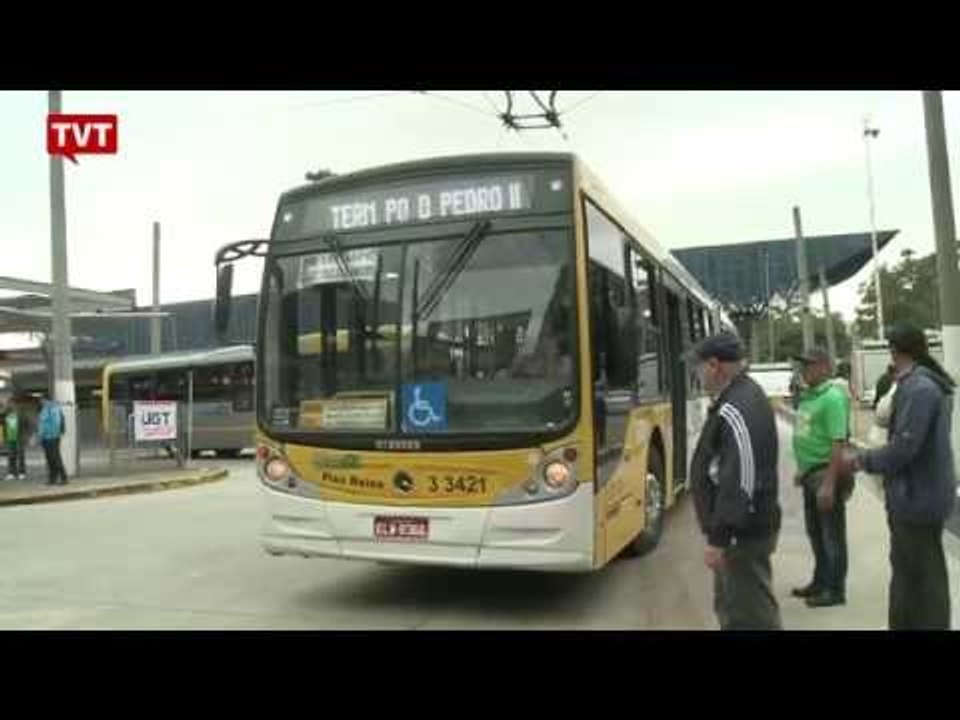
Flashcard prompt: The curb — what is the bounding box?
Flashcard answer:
[0,468,230,508]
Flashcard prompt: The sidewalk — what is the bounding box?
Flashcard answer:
[0,448,229,507]
[774,399,960,629]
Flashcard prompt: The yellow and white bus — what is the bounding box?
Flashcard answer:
[217,153,725,571]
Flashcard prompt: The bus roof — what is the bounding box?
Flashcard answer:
[103,345,254,377]
[282,152,575,202]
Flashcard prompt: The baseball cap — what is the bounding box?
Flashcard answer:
[791,347,832,365]
[690,332,745,363]
[887,323,928,359]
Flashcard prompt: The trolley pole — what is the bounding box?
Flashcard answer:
[793,206,814,353]
[48,90,78,478]
[922,90,960,481]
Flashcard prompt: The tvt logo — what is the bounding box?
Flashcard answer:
[47,114,118,164]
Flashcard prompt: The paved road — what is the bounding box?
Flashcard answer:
[0,419,943,630]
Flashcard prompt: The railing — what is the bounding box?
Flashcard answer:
[108,401,188,475]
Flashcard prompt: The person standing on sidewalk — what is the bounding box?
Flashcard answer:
[833,361,853,403]
[690,332,783,630]
[4,398,28,481]
[873,364,897,410]
[842,323,956,630]
[868,370,899,447]
[791,348,853,608]
[38,394,68,486]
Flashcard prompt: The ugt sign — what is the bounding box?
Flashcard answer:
[47,114,118,164]
[133,401,177,442]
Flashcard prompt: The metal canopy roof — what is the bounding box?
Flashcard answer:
[672,230,898,316]
[0,278,151,334]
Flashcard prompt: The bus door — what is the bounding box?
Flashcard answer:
[664,290,687,486]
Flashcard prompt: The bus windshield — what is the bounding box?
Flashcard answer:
[260,226,577,439]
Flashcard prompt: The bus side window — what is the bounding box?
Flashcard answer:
[589,261,634,390]
[129,375,154,402]
[110,376,130,404]
[156,370,185,402]
[233,362,254,412]
[631,249,661,400]
[585,200,636,391]
[193,367,219,403]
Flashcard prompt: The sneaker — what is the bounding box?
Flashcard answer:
[17,474,26,481]
[5,474,14,481]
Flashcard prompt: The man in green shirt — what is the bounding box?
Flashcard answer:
[791,348,852,608]
[4,399,28,481]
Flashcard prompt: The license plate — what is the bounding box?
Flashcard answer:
[373,516,429,542]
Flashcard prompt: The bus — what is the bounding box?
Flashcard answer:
[216,153,723,571]
[101,345,255,457]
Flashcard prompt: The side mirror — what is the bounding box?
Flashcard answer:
[215,263,234,341]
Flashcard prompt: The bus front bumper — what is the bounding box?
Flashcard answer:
[259,483,595,572]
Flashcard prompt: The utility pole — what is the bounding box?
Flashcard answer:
[922,91,960,481]
[151,221,162,354]
[819,265,837,363]
[793,206,814,352]
[864,118,886,340]
[48,90,78,478]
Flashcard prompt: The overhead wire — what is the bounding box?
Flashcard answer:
[415,91,500,119]
[560,91,602,116]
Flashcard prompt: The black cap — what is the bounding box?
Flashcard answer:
[690,332,744,363]
[887,323,928,359]
[792,347,832,365]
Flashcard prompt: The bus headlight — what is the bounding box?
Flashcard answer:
[493,447,579,506]
[264,457,291,484]
[257,450,320,499]
[543,461,573,491]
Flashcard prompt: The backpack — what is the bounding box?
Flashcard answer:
[40,404,64,439]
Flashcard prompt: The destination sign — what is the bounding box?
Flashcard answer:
[274,168,570,240]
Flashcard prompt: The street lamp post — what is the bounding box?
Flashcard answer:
[863,118,885,341]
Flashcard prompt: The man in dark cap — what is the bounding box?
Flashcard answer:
[791,347,852,608]
[689,332,783,630]
[841,322,956,629]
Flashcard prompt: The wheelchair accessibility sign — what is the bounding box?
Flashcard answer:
[401,382,448,432]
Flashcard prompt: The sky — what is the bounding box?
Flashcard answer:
[1,90,958,349]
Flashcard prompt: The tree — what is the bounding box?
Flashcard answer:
[742,308,852,364]
[855,249,941,338]
[769,310,851,362]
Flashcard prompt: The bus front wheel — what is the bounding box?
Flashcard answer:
[623,447,665,558]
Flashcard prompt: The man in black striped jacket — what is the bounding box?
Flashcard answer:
[689,333,783,630]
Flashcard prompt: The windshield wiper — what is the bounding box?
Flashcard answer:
[324,234,370,304]
[415,219,492,322]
